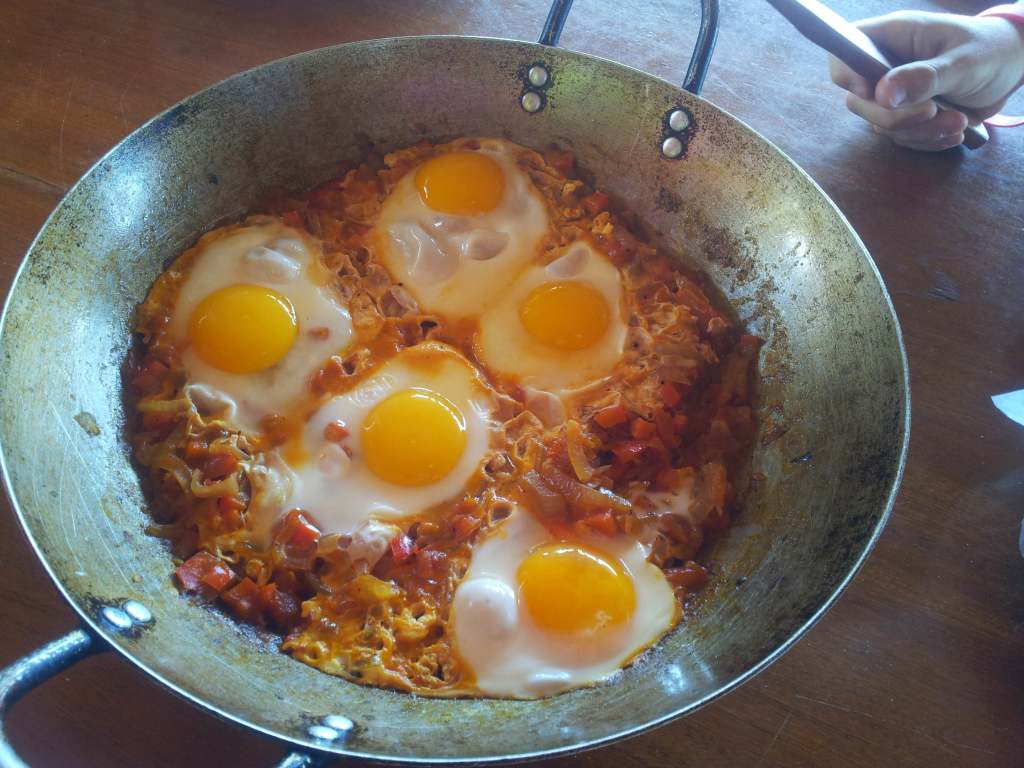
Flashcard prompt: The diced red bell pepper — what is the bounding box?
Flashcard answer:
[665,561,710,590]
[585,511,617,536]
[221,577,262,623]
[414,549,448,579]
[281,509,320,552]
[594,405,629,429]
[217,495,246,514]
[581,191,610,216]
[131,359,168,395]
[660,382,682,409]
[282,210,304,228]
[323,420,349,442]
[257,583,301,629]
[203,452,238,481]
[630,418,657,440]
[451,514,478,541]
[390,534,417,564]
[612,440,649,464]
[546,149,575,175]
[176,551,235,594]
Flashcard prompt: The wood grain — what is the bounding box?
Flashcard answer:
[1,1,1022,766]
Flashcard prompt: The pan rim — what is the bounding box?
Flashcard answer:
[0,33,910,764]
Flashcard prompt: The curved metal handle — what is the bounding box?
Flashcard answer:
[0,630,99,768]
[539,0,720,95]
[0,629,324,768]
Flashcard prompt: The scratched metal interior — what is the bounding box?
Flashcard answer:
[0,37,908,762]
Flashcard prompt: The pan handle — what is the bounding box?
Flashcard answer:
[538,0,720,95]
[0,629,99,768]
[0,630,325,768]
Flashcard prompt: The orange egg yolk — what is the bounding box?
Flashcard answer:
[188,284,297,374]
[518,543,635,634]
[361,388,467,486]
[415,151,505,215]
[519,281,611,351]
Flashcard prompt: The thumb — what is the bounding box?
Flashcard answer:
[875,56,963,108]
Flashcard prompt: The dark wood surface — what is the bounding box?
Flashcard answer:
[2,1,1022,766]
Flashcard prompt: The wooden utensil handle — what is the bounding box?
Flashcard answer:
[766,0,988,149]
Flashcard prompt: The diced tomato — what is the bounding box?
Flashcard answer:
[545,149,575,175]
[131,359,168,395]
[581,191,610,216]
[390,534,416,564]
[594,405,629,429]
[665,561,710,590]
[630,418,657,440]
[673,414,689,433]
[282,210,304,228]
[585,511,617,536]
[203,452,238,481]
[221,577,261,622]
[176,551,234,594]
[660,382,682,409]
[323,420,349,443]
[414,549,448,579]
[451,514,478,541]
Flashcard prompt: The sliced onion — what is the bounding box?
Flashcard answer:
[539,462,631,514]
[521,469,566,519]
[565,420,594,482]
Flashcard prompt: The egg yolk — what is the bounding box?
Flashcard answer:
[361,388,467,486]
[519,281,611,351]
[415,151,505,215]
[188,284,297,374]
[518,544,635,634]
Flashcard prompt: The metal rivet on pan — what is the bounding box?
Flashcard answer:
[122,600,153,625]
[668,109,690,132]
[321,715,354,734]
[661,136,684,159]
[521,91,543,113]
[527,64,549,87]
[308,724,342,742]
[101,606,133,632]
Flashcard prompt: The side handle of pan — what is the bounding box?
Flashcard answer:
[539,0,721,95]
[0,630,325,768]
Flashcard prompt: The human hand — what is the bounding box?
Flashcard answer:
[829,10,1024,151]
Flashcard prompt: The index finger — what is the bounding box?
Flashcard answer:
[829,55,874,99]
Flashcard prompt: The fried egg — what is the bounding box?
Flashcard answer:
[375,139,550,318]
[476,240,627,393]
[171,221,352,433]
[280,342,496,536]
[452,507,678,698]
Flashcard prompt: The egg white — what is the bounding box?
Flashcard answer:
[452,507,679,698]
[374,139,550,318]
[476,240,627,394]
[172,221,352,433]
[281,343,496,536]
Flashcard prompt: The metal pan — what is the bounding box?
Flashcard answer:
[0,1,909,765]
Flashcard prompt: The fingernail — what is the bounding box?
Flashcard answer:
[888,86,906,108]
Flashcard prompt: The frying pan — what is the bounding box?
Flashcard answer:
[0,1,909,765]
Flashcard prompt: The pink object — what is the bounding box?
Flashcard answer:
[978,4,1024,129]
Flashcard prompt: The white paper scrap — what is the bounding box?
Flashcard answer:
[992,389,1024,427]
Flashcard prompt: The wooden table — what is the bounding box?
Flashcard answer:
[2,1,1022,765]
